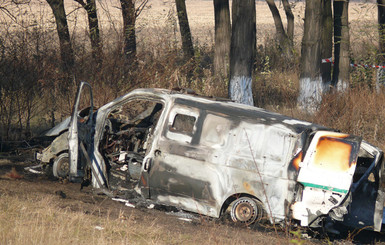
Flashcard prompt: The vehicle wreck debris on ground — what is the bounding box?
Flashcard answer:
[35,82,385,232]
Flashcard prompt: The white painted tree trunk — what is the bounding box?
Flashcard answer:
[298,0,323,113]
[298,76,330,112]
[336,80,348,92]
[229,0,255,107]
[376,68,385,92]
[229,76,254,106]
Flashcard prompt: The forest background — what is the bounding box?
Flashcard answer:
[0,0,384,151]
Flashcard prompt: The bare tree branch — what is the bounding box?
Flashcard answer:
[66,6,84,17]
[135,0,148,18]
[0,6,16,21]
[73,0,86,7]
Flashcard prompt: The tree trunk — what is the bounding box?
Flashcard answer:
[175,0,194,61]
[213,0,231,79]
[265,0,292,57]
[120,0,136,65]
[377,0,385,90]
[282,0,294,42]
[320,0,332,84]
[339,0,350,90]
[74,0,103,66]
[298,0,327,112]
[85,0,102,66]
[332,0,350,91]
[379,0,385,59]
[46,0,75,74]
[229,0,256,106]
[333,2,341,87]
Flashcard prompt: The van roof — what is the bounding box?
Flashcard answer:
[127,88,330,134]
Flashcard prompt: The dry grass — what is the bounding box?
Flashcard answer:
[0,182,288,244]
[0,192,170,244]
[315,87,385,148]
[0,159,288,245]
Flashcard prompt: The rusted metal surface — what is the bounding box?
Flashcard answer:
[38,82,385,232]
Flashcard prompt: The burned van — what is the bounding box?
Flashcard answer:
[61,82,385,231]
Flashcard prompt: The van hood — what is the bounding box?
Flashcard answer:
[43,117,71,137]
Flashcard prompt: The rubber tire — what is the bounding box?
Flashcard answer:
[53,153,70,178]
[230,197,263,226]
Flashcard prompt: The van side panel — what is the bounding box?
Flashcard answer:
[223,122,298,221]
[148,103,298,220]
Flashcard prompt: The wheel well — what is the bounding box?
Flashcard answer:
[220,193,264,217]
[49,150,69,165]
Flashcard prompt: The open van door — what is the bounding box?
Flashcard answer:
[68,82,94,182]
[292,131,361,227]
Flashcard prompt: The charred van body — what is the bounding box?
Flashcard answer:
[38,82,385,232]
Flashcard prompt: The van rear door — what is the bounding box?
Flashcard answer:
[292,131,361,226]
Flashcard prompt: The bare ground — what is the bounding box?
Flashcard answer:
[0,153,384,244]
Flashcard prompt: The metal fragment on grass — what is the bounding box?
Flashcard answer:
[178,217,192,222]
[125,202,135,208]
[94,226,104,230]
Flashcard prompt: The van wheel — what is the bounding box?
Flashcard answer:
[230,197,263,225]
[53,153,70,178]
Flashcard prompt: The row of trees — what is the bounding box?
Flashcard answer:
[46,0,148,74]
[174,0,385,111]
[5,0,385,113]
[297,0,385,111]
[176,0,294,105]
[44,0,261,104]
[298,0,350,111]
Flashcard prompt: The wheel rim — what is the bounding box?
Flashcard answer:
[56,157,69,177]
[235,202,255,222]
[53,153,70,178]
[231,197,260,225]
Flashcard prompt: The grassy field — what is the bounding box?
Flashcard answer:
[0,159,292,245]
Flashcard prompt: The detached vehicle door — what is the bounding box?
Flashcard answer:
[68,82,95,183]
[292,131,361,227]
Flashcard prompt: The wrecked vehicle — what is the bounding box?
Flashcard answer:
[35,107,94,178]
[35,120,70,178]
[39,81,385,232]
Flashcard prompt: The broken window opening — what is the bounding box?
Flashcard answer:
[170,114,196,135]
[353,147,377,183]
[165,108,198,144]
